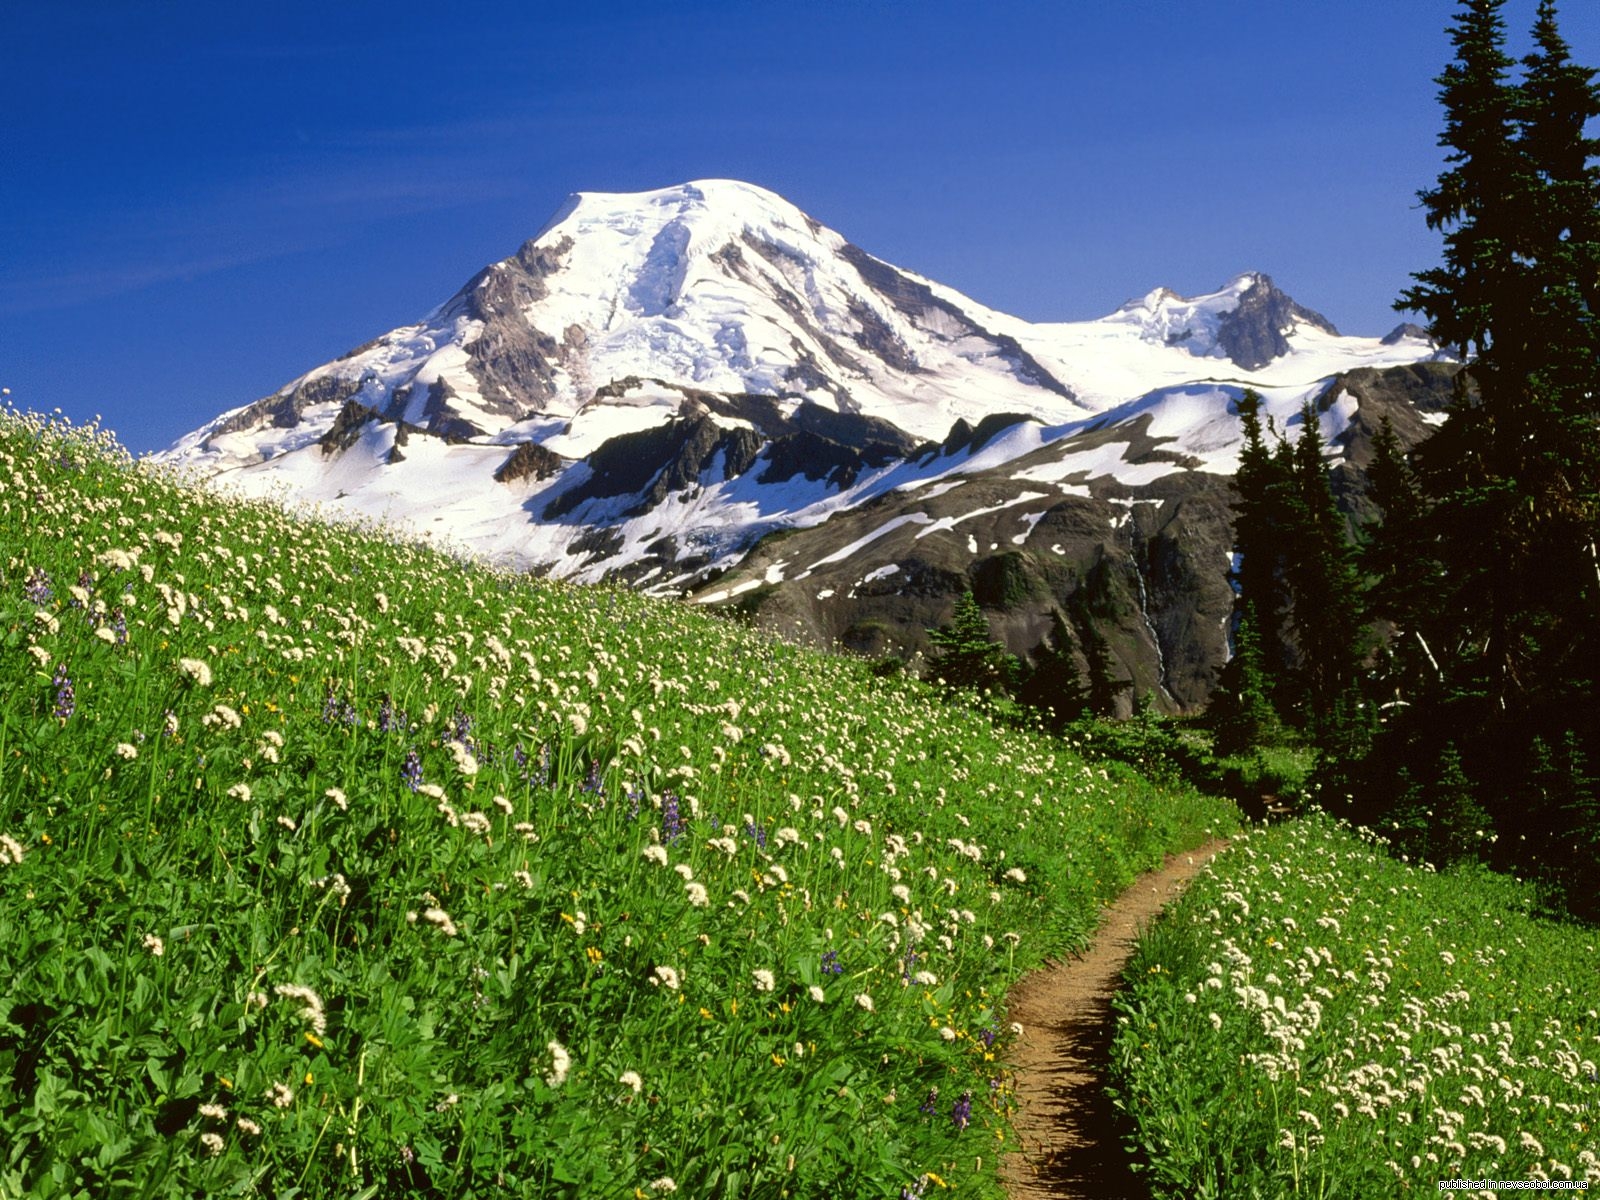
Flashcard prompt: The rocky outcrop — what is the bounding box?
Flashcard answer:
[494,441,565,484]
[544,415,763,520]
[318,399,382,457]
[1216,275,1339,369]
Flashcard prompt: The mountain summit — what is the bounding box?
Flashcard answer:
[162,181,1447,709]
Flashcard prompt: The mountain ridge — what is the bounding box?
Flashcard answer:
[160,180,1449,709]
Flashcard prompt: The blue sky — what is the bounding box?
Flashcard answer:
[4,1,1595,453]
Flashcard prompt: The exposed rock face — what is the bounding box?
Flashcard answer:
[318,399,381,456]
[696,362,1459,712]
[544,415,763,520]
[494,441,564,484]
[1381,322,1431,346]
[458,236,575,418]
[838,244,1079,402]
[1215,275,1339,369]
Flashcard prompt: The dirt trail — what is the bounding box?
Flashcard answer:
[1002,840,1229,1199]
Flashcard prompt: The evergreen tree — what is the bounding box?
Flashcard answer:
[1016,609,1088,731]
[927,592,1011,694]
[1398,0,1521,361]
[1284,401,1366,734]
[1210,604,1279,757]
[1230,390,1297,683]
[1075,613,1130,719]
[1355,1,1600,894]
[1425,742,1493,868]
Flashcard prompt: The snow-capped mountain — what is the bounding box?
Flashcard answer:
[162,180,1448,709]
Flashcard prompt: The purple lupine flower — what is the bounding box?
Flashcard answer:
[744,820,767,850]
[581,760,603,794]
[109,607,128,645]
[626,784,643,820]
[451,709,473,741]
[978,1020,1000,1050]
[322,690,340,724]
[401,749,423,792]
[951,1091,972,1132]
[661,791,684,844]
[378,694,396,734]
[821,949,843,976]
[918,1087,939,1117]
[52,664,75,720]
[24,568,52,605]
[901,945,919,985]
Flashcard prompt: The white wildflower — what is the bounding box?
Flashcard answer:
[545,1040,571,1088]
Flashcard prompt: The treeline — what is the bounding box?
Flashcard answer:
[923,0,1600,921]
[1218,0,1600,918]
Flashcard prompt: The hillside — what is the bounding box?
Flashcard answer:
[0,408,1235,1197]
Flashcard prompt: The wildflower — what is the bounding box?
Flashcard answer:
[312,874,351,904]
[0,834,26,866]
[400,749,423,792]
[1004,867,1027,884]
[650,965,681,990]
[178,657,212,686]
[227,783,251,803]
[809,986,826,1003]
[276,815,296,832]
[821,949,843,976]
[545,1040,571,1088]
[198,1102,228,1120]
[674,863,694,881]
[685,881,708,907]
[661,792,684,844]
[951,1090,973,1131]
[920,1087,940,1115]
[265,1082,295,1108]
[235,1117,261,1136]
[642,844,668,866]
[324,787,348,811]
[115,742,138,760]
[143,933,164,957]
[462,811,492,836]
[752,969,776,993]
[939,1026,957,1042]
[913,971,938,986]
[199,1131,225,1156]
[273,984,328,1036]
[855,993,874,1012]
[24,567,53,605]
[649,1180,678,1194]
[421,907,458,936]
[52,664,75,720]
[1209,1012,1223,1031]
[619,1070,643,1095]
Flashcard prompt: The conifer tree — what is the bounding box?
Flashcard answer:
[1230,390,1297,683]
[1210,604,1279,757]
[927,591,1010,694]
[1358,0,1600,905]
[1285,401,1366,733]
[1016,609,1088,731]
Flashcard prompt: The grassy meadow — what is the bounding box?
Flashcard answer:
[0,409,1234,1198]
[1110,814,1600,1196]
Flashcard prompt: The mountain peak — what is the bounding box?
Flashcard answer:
[1110,272,1337,369]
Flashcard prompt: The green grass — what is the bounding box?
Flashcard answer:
[0,409,1236,1198]
[1109,813,1600,1197]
